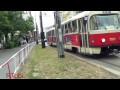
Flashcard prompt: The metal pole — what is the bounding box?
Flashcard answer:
[54,12,60,58]
[40,11,45,48]
[35,13,38,45]
[36,23,38,45]
[54,11,65,58]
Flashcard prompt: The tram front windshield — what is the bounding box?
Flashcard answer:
[90,14,120,30]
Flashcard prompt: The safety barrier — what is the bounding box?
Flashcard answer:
[0,42,36,79]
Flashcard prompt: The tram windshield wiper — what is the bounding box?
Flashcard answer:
[116,15,120,29]
[116,22,120,29]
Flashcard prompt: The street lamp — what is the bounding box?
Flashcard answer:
[40,11,45,48]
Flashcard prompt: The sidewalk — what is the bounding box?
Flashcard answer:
[0,45,27,65]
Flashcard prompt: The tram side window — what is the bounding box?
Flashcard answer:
[50,31,51,36]
[50,31,52,36]
[49,32,51,36]
[72,20,77,33]
[47,32,49,36]
[62,26,64,35]
[78,19,81,32]
[51,30,53,36]
[47,32,48,36]
[52,30,54,36]
[51,30,52,36]
[68,22,72,33]
[48,32,50,36]
[54,29,56,36]
[65,24,68,34]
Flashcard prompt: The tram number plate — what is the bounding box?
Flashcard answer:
[109,38,116,41]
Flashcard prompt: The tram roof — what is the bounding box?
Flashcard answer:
[46,11,120,32]
[61,11,91,25]
[61,11,120,25]
[48,27,55,31]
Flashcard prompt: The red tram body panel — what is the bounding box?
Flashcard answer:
[64,34,80,46]
[89,32,120,47]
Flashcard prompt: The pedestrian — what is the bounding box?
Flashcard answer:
[26,36,29,43]
[23,36,27,45]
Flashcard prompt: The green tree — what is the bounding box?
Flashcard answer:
[7,11,23,40]
[20,16,34,35]
[0,11,35,48]
[0,11,13,43]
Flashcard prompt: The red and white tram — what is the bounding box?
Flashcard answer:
[46,11,120,55]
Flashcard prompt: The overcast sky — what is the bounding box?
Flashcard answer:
[31,11,54,33]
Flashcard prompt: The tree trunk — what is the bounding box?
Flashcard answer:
[11,33,14,41]
[5,33,8,43]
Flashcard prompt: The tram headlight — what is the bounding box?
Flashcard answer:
[102,38,106,43]
[92,38,94,43]
[92,40,94,43]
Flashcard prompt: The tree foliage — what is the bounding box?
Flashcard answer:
[0,11,13,34]
[0,11,35,35]
[0,11,35,48]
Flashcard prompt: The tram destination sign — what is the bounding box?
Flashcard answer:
[103,11,111,14]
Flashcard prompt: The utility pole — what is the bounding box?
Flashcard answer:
[54,11,65,58]
[36,22,39,44]
[35,13,38,45]
[40,11,45,48]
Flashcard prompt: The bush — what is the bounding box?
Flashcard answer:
[6,40,14,49]
[13,39,19,47]
[12,36,20,47]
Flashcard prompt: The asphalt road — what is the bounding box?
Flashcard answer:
[0,44,31,79]
[0,45,26,65]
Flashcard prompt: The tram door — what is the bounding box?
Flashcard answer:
[80,17,88,54]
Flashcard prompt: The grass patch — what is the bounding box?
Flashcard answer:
[18,45,118,79]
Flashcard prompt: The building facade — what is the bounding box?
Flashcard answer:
[60,11,83,22]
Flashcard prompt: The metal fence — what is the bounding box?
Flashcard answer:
[0,42,36,79]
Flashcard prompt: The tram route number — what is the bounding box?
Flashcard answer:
[109,37,116,41]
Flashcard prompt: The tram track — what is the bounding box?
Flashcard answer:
[96,59,120,68]
[50,46,120,77]
[69,51,120,69]
[73,52,120,68]
[51,46,120,68]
